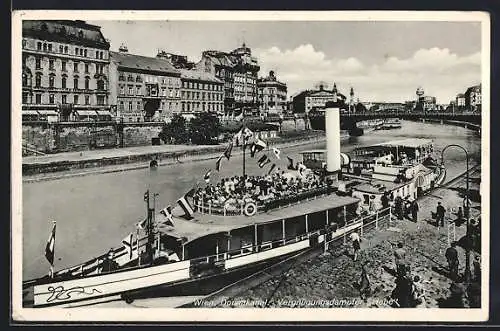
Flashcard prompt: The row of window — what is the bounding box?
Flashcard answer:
[182,81,223,91]
[24,72,105,90]
[234,76,256,84]
[35,41,106,60]
[118,73,181,86]
[30,56,107,74]
[181,102,222,112]
[23,92,104,105]
[182,91,223,101]
[119,85,180,98]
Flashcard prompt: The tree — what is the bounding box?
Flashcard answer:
[189,113,221,145]
[159,114,188,144]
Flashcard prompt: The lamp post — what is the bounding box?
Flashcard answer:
[441,144,471,283]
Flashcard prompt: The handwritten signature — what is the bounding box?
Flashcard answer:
[46,285,102,302]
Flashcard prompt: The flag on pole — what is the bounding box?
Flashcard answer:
[121,232,134,259]
[272,147,281,160]
[215,155,223,171]
[45,221,56,266]
[224,142,233,160]
[137,218,148,230]
[287,156,297,170]
[258,155,271,168]
[267,163,276,175]
[242,127,254,145]
[204,169,212,183]
[160,206,174,227]
[250,138,267,157]
[177,191,195,220]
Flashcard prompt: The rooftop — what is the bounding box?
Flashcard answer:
[110,51,180,76]
[22,20,110,49]
[158,194,360,243]
[179,69,223,83]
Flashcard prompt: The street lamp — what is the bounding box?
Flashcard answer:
[441,144,471,283]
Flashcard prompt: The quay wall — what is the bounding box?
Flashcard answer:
[22,132,326,177]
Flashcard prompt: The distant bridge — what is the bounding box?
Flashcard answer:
[338,111,481,125]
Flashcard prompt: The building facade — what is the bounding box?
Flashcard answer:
[109,47,181,122]
[22,20,112,122]
[196,43,260,118]
[292,83,346,114]
[456,93,466,110]
[257,70,287,116]
[465,84,481,112]
[179,69,224,118]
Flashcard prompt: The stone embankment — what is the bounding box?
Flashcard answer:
[22,132,327,181]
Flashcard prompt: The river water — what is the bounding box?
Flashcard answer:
[22,121,482,280]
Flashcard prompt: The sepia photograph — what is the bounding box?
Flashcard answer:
[11,10,490,322]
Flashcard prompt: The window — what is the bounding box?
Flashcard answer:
[120,86,125,95]
[48,44,52,52]
[136,75,142,83]
[49,94,54,104]
[62,95,67,104]
[85,77,90,89]
[119,101,124,110]
[37,42,42,51]
[73,76,79,89]
[62,60,67,71]
[73,95,79,104]
[22,92,29,104]
[35,94,41,104]
[35,73,42,87]
[128,102,132,111]
[59,45,64,53]
[137,101,141,110]
[85,95,90,105]
[84,49,87,57]
[119,73,125,81]
[49,74,55,88]
[128,75,133,82]
[75,47,79,55]
[128,86,133,95]
[64,46,68,54]
[22,72,32,87]
[135,86,141,95]
[80,49,83,56]
[74,62,79,72]
[97,95,105,105]
[85,63,89,73]
[49,59,54,70]
[62,77,67,88]
[97,80,105,90]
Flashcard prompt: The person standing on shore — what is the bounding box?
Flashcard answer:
[445,242,459,281]
[350,231,361,261]
[410,199,419,222]
[436,201,446,227]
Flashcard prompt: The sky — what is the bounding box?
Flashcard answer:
[90,20,482,103]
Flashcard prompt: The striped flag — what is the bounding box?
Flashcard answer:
[250,138,267,157]
[215,155,223,171]
[267,163,276,175]
[160,206,174,227]
[224,142,233,160]
[272,147,281,159]
[204,169,212,183]
[258,155,271,168]
[137,218,148,230]
[287,156,297,170]
[121,233,134,259]
[177,191,195,220]
[45,221,56,266]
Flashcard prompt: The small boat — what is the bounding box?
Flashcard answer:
[374,118,402,130]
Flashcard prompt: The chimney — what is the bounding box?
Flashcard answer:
[118,44,128,53]
[325,107,341,174]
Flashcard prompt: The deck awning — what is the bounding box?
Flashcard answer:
[22,110,40,115]
[75,110,98,116]
[37,110,59,116]
[95,110,112,116]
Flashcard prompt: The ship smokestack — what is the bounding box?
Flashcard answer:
[325,107,341,174]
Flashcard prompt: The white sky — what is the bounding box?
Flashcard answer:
[90,20,482,103]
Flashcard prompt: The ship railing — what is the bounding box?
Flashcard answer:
[323,206,393,252]
[192,186,335,216]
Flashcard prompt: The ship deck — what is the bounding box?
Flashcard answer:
[158,194,360,243]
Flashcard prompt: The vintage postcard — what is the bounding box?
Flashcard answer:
[11,10,490,322]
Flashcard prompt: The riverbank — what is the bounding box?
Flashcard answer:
[22,131,331,182]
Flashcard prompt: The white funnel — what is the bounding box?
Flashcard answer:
[325,107,341,173]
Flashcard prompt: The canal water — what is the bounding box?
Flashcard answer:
[22,121,482,280]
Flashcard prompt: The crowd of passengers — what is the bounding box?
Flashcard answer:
[193,168,328,213]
